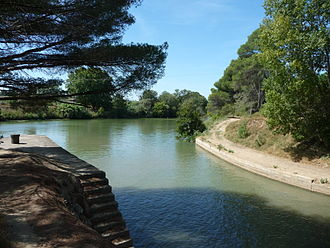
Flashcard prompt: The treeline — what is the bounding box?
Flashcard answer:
[207,0,329,148]
[0,87,207,120]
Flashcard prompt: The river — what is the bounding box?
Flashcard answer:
[1,119,330,247]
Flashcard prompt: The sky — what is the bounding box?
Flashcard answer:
[122,0,265,98]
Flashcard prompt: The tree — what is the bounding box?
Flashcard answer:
[179,92,208,115]
[67,68,113,110]
[208,28,267,116]
[207,90,231,114]
[0,0,167,101]
[109,94,129,118]
[260,0,330,146]
[158,91,179,117]
[152,102,170,118]
[176,103,206,141]
[139,89,158,117]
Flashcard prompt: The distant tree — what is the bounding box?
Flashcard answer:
[260,0,330,146]
[179,92,208,115]
[109,94,129,118]
[207,90,231,114]
[128,101,145,117]
[67,68,113,110]
[139,89,158,117]
[152,102,170,118]
[7,79,62,111]
[158,91,179,117]
[0,0,167,101]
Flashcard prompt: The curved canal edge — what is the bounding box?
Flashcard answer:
[196,136,330,196]
[1,135,134,248]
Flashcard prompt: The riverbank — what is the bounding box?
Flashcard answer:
[0,135,132,248]
[196,118,330,196]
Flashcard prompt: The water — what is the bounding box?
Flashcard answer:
[1,119,330,247]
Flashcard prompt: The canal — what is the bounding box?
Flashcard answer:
[1,119,330,247]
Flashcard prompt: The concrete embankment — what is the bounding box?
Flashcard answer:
[196,129,330,196]
[0,135,133,248]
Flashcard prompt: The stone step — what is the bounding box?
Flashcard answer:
[93,220,126,233]
[78,170,106,180]
[101,229,130,241]
[90,201,119,214]
[81,177,109,188]
[84,185,112,195]
[112,238,133,248]
[91,211,122,225]
[87,193,115,204]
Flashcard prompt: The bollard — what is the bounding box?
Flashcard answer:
[10,134,20,144]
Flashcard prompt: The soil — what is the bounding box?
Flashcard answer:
[0,149,114,248]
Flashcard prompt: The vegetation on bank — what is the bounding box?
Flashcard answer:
[176,102,206,142]
[0,88,207,121]
[224,115,330,164]
[206,0,329,151]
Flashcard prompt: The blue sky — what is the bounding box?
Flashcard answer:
[123,0,265,98]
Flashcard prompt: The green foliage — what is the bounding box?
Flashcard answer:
[179,91,207,115]
[152,102,170,118]
[255,134,266,147]
[54,103,91,119]
[158,91,179,117]
[67,68,113,110]
[107,94,129,118]
[127,89,207,118]
[207,91,231,114]
[0,0,167,102]
[127,101,145,118]
[320,178,328,184]
[176,104,206,142]
[208,28,267,117]
[139,90,158,117]
[238,121,249,139]
[260,0,330,147]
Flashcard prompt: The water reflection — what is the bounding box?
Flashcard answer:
[116,188,330,248]
[1,119,330,248]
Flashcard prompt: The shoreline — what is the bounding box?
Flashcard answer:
[196,119,330,196]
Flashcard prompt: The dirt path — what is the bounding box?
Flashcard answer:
[197,118,330,195]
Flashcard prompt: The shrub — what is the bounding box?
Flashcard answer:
[176,105,206,142]
[53,103,91,119]
[238,121,249,139]
[255,134,266,147]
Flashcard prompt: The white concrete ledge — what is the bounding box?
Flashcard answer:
[196,137,330,196]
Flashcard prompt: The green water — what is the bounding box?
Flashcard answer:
[1,119,330,247]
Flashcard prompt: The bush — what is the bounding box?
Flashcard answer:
[53,103,91,119]
[255,134,266,147]
[238,121,249,139]
[176,105,206,142]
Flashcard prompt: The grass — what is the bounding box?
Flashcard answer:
[224,114,330,165]
[217,144,234,153]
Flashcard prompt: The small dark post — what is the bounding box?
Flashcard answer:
[10,134,20,144]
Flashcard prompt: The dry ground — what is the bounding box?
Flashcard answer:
[200,118,330,186]
[0,149,113,248]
